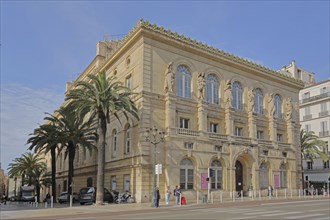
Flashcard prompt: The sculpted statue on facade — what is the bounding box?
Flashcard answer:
[268,93,275,117]
[248,88,255,113]
[197,72,206,101]
[224,80,232,109]
[285,97,293,121]
[164,62,175,93]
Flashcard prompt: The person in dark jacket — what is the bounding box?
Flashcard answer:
[153,187,160,207]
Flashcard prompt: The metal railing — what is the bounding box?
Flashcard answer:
[301,92,330,104]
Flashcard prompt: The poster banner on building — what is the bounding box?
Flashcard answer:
[274,174,280,188]
[201,173,208,189]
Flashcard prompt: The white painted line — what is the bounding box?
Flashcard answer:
[245,210,281,215]
[284,213,325,219]
[229,216,256,220]
[313,217,330,220]
[261,211,301,217]
[261,200,327,206]
[308,208,330,212]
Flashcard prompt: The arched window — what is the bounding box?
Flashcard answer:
[274,94,282,118]
[111,129,117,158]
[180,158,194,190]
[259,162,269,189]
[280,164,287,188]
[125,124,131,154]
[206,74,219,104]
[232,81,243,110]
[210,160,222,189]
[176,65,191,98]
[254,88,264,114]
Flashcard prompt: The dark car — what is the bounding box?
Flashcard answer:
[79,187,113,205]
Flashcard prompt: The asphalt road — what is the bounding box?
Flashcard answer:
[1,198,329,220]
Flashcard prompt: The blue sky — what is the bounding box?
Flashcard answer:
[1,1,329,172]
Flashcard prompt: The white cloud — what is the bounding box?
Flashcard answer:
[0,84,64,173]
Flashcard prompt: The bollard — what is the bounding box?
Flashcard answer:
[299,189,301,198]
[241,190,243,201]
[197,191,199,204]
[259,190,261,200]
[180,193,182,206]
[275,189,278,198]
[233,191,235,202]
[51,196,53,208]
[36,202,38,208]
[285,189,287,199]
[290,189,292,198]
[45,201,48,208]
[220,191,223,203]
[211,192,214,204]
[70,195,73,207]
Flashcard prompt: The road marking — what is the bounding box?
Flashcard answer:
[313,217,330,220]
[229,216,256,220]
[308,208,330,212]
[284,213,325,219]
[261,211,301,217]
[261,200,326,206]
[245,210,281,215]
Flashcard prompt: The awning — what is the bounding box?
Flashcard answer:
[304,173,330,182]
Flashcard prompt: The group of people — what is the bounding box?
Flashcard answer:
[153,185,186,208]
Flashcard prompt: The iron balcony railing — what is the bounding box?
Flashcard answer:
[300,92,330,104]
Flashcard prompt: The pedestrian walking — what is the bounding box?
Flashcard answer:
[165,186,171,205]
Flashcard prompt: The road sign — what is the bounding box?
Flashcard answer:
[155,164,162,174]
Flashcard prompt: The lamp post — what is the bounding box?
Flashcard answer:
[145,126,165,205]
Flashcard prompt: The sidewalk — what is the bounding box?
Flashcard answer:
[1,196,329,219]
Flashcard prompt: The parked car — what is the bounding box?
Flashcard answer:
[58,192,79,204]
[79,187,114,205]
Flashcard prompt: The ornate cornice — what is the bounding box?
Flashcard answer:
[106,19,304,87]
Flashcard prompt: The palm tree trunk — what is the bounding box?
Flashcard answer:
[51,146,57,203]
[67,142,75,203]
[96,113,106,205]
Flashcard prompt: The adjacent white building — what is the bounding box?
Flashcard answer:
[299,79,330,188]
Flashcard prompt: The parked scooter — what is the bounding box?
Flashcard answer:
[115,191,134,203]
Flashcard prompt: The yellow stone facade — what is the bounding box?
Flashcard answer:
[54,20,304,203]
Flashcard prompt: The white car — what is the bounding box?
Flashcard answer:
[58,192,79,204]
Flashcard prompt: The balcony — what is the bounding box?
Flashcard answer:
[300,92,330,104]
[303,114,312,120]
[208,132,227,141]
[176,128,199,136]
[319,111,329,117]
[319,131,329,137]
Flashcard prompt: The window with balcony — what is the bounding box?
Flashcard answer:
[257,130,264,139]
[307,161,313,170]
[320,103,328,117]
[324,160,330,168]
[180,118,189,129]
[234,127,243,136]
[320,121,329,137]
[176,65,191,98]
[206,74,219,104]
[209,123,218,133]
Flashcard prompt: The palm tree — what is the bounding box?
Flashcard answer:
[45,104,97,202]
[66,71,139,205]
[300,129,328,189]
[301,129,328,162]
[27,123,59,202]
[7,152,47,202]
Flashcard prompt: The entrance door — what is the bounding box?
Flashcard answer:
[235,161,243,191]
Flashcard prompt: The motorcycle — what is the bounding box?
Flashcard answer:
[115,191,134,203]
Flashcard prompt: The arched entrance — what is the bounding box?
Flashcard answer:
[235,161,243,191]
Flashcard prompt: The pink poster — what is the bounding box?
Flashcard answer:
[201,173,208,189]
[274,174,280,188]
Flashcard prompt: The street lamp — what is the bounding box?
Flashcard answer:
[144,126,165,204]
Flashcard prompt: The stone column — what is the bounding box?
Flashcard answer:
[197,101,207,136]
[248,113,256,139]
[165,93,176,134]
[225,108,233,136]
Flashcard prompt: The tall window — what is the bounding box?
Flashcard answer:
[324,160,330,169]
[274,94,282,118]
[180,158,194,190]
[280,164,287,188]
[176,65,191,98]
[232,82,243,110]
[307,161,313,170]
[259,162,269,189]
[321,103,328,112]
[124,174,130,192]
[209,123,218,133]
[126,75,132,89]
[305,106,311,115]
[206,74,219,104]
[210,160,222,189]
[320,121,328,132]
[257,130,264,139]
[180,118,189,129]
[234,127,243,136]
[254,88,263,114]
[304,124,311,132]
[111,176,117,190]
[125,124,131,154]
[87,177,93,187]
[112,129,117,158]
